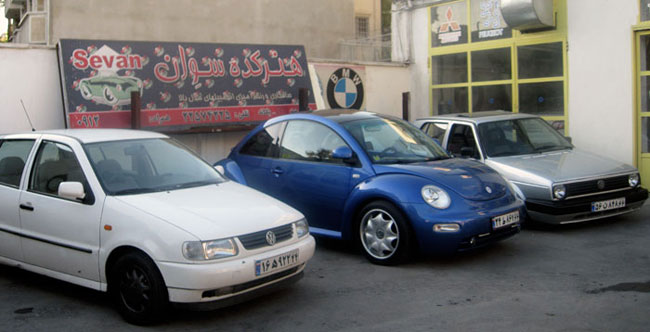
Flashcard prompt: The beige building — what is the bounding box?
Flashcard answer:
[5,0,357,59]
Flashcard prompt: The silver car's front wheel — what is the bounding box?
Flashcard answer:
[358,201,412,265]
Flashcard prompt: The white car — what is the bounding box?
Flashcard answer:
[0,129,315,324]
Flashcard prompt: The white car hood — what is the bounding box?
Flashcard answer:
[114,181,303,240]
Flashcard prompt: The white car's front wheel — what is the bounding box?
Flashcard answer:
[110,251,168,325]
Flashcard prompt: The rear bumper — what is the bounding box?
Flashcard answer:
[525,187,648,224]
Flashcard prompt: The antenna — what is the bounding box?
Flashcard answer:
[20,99,35,132]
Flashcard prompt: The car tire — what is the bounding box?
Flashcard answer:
[109,251,169,325]
[357,201,413,265]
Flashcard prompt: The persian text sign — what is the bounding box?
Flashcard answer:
[58,39,315,131]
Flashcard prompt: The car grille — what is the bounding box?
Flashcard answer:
[237,224,293,250]
[565,175,630,198]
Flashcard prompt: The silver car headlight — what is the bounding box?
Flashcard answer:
[629,173,640,187]
[182,238,238,261]
[553,184,566,200]
[295,219,309,238]
[421,185,451,209]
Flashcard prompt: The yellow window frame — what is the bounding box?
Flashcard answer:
[428,0,569,133]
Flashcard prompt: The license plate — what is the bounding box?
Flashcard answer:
[492,210,520,229]
[591,197,625,212]
[255,249,299,277]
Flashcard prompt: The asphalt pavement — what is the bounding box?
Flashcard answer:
[1,203,649,331]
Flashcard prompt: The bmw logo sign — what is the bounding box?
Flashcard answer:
[266,231,277,246]
[326,67,364,109]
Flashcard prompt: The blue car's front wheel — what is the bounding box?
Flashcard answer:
[358,201,413,265]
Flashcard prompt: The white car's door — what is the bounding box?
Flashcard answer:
[18,137,103,282]
[0,138,37,261]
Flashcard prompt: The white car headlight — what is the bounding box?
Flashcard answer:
[294,219,309,238]
[421,185,451,209]
[629,173,640,187]
[182,238,238,261]
[553,184,566,200]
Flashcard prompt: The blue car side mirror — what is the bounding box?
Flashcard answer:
[332,146,353,160]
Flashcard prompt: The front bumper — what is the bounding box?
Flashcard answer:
[157,235,315,306]
[525,187,648,224]
[406,197,525,255]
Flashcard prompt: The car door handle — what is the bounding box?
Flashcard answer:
[271,168,284,176]
[19,204,34,211]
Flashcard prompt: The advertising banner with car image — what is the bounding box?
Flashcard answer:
[58,39,316,131]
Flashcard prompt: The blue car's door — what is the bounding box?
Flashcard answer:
[270,120,353,237]
[235,122,285,194]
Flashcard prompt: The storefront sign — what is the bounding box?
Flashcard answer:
[470,0,512,41]
[431,1,468,47]
[313,63,366,110]
[58,39,315,131]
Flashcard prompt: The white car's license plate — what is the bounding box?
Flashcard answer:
[255,249,299,277]
[591,197,626,212]
[492,210,520,229]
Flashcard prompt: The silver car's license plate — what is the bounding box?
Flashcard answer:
[591,197,625,212]
[255,249,299,277]
[492,210,520,229]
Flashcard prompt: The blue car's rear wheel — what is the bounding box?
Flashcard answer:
[358,201,412,265]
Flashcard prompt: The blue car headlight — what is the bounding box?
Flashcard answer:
[421,185,451,209]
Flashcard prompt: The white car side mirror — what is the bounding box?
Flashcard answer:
[58,181,86,201]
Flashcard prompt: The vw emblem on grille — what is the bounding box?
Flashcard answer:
[485,186,492,194]
[265,231,276,246]
[597,180,605,190]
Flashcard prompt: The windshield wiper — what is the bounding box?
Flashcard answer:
[112,187,158,195]
[168,180,219,190]
[535,145,569,153]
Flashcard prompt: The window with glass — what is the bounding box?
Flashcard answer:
[642,0,650,22]
[30,141,89,197]
[240,123,283,157]
[0,140,34,188]
[280,120,349,164]
[421,122,449,142]
[85,138,225,195]
[429,0,567,130]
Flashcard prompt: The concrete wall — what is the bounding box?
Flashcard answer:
[567,0,638,165]
[407,7,431,122]
[48,0,354,60]
[0,45,64,133]
[364,63,410,118]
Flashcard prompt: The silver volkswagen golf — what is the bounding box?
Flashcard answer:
[414,112,648,224]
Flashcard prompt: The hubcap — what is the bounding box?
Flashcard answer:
[360,208,399,259]
[119,265,151,313]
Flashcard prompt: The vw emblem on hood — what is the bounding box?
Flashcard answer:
[597,180,605,190]
[266,231,277,246]
[485,186,493,194]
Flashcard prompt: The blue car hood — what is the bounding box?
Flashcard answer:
[373,158,508,201]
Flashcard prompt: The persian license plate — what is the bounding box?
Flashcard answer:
[255,249,299,277]
[492,210,520,229]
[591,197,625,212]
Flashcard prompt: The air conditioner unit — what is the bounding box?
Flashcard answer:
[500,0,555,32]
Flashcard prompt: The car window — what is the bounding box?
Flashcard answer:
[447,124,480,159]
[29,141,90,198]
[280,120,349,164]
[422,122,448,142]
[85,138,225,195]
[240,122,283,157]
[0,140,34,188]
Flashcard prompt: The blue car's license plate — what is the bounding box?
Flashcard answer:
[492,210,520,229]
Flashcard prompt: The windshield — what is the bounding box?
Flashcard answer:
[85,138,225,195]
[341,117,449,164]
[478,118,573,158]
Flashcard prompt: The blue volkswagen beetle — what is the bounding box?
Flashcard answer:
[216,110,525,265]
